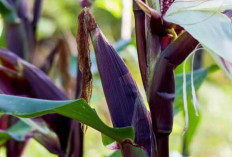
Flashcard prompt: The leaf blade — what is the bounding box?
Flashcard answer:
[0,94,134,143]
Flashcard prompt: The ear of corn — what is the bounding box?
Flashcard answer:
[77,9,155,156]
[0,48,81,157]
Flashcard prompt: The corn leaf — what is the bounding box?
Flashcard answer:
[0,120,32,145]
[121,142,148,157]
[174,66,218,154]
[207,49,232,81]
[108,150,121,157]
[164,0,232,65]
[0,94,134,143]
[174,67,209,114]
[0,0,20,23]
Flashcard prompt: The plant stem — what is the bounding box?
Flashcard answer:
[149,32,199,157]
[133,0,148,90]
[156,134,169,157]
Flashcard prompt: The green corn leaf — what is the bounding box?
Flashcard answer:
[0,120,32,145]
[101,133,116,148]
[174,67,209,114]
[0,0,20,23]
[0,94,134,143]
[121,142,148,157]
[164,0,232,67]
[108,150,121,157]
[174,65,218,154]
[0,117,62,151]
[174,65,219,113]
[174,68,207,153]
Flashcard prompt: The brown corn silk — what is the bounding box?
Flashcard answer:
[77,9,155,156]
[77,10,93,103]
[57,38,71,91]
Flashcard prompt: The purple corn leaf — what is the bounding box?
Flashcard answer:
[0,65,29,156]
[78,9,155,156]
[5,0,39,61]
[0,48,82,157]
[40,40,61,74]
[224,10,232,18]
[15,0,35,58]
[5,115,28,157]
[0,66,29,95]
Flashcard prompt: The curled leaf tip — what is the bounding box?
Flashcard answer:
[135,0,159,19]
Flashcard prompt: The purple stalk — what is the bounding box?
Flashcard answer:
[16,0,35,60]
[149,32,199,157]
[133,0,148,90]
[32,0,43,32]
[74,54,84,157]
[5,0,41,61]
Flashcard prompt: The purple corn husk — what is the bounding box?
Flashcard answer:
[0,48,82,157]
[5,22,29,59]
[80,9,154,156]
[92,28,154,156]
[78,0,92,7]
[16,0,35,56]
[5,0,38,60]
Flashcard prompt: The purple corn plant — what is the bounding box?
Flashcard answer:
[0,0,231,157]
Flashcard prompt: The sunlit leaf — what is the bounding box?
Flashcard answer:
[0,94,134,143]
[108,150,121,157]
[95,0,122,18]
[165,0,232,64]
